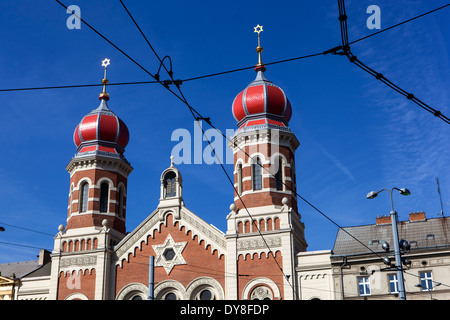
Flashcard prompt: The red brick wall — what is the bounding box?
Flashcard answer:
[237,251,284,300]
[67,168,128,233]
[233,143,298,212]
[57,269,96,300]
[115,214,225,299]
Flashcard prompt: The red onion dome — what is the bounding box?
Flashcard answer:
[73,97,129,157]
[232,65,292,129]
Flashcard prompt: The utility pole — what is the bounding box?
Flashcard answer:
[148,256,154,300]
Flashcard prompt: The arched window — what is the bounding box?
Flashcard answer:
[69,185,73,216]
[250,286,273,300]
[164,171,177,198]
[291,160,296,194]
[237,163,243,195]
[252,157,263,191]
[274,157,283,191]
[118,187,124,217]
[79,182,89,213]
[99,182,109,213]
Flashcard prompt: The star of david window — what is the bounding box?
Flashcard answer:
[164,171,177,198]
[152,234,187,274]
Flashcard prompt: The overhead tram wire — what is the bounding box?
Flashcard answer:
[0,80,159,93]
[55,0,449,294]
[4,3,449,93]
[0,52,322,93]
[116,1,408,297]
[116,0,299,297]
[55,0,204,122]
[0,221,54,237]
[334,0,450,125]
[349,3,450,45]
[55,0,390,281]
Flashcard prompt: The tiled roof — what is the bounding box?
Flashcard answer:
[0,260,40,279]
[332,216,450,256]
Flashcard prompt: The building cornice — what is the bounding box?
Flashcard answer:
[66,154,133,178]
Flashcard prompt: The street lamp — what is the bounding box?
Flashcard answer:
[367,187,411,300]
[415,282,441,300]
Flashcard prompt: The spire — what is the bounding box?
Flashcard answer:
[253,24,266,72]
[99,58,110,101]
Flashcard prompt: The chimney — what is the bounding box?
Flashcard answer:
[376,215,391,225]
[409,211,426,222]
[38,249,51,265]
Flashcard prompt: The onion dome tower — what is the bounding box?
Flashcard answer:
[225,26,307,300]
[50,59,133,300]
[65,59,133,236]
[229,25,299,212]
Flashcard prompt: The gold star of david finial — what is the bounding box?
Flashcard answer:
[253,25,264,66]
[100,58,110,100]
[254,24,263,35]
[101,58,110,68]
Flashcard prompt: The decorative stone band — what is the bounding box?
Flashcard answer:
[237,236,282,251]
[60,255,97,273]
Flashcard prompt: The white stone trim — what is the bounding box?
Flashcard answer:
[116,282,148,300]
[241,277,281,300]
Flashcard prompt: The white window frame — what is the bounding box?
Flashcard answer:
[388,274,399,294]
[358,276,371,296]
[419,271,434,291]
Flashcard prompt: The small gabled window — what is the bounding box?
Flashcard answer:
[164,171,177,198]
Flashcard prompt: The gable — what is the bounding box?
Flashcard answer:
[0,275,16,286]
[113,205,226,265]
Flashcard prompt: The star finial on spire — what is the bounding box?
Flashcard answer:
[253,24,264,67]
[102,58,111,68]
[99,58,110,100]
[254,24,263,35]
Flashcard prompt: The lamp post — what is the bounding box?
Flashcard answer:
[367,187,410,300]
[415,282,441,300]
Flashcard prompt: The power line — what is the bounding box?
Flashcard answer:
[58,0,389,274]
[0,240,52,251]
[347,52,450,124]
[0,52,321,93]
[0,80,159,92]
[52,0,450,297]
[56,0,447,275]
[331,1,450,125]
[0,2,445,100]
[349,3,450,45]
[116,0,300,297]
[0,222,54,237]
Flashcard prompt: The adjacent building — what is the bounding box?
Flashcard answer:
[331,211,450,300]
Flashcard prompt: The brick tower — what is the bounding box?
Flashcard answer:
[225,27,307,300]
[49,59,133,300]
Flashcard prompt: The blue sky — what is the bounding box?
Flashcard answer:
[0,0,449,263]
